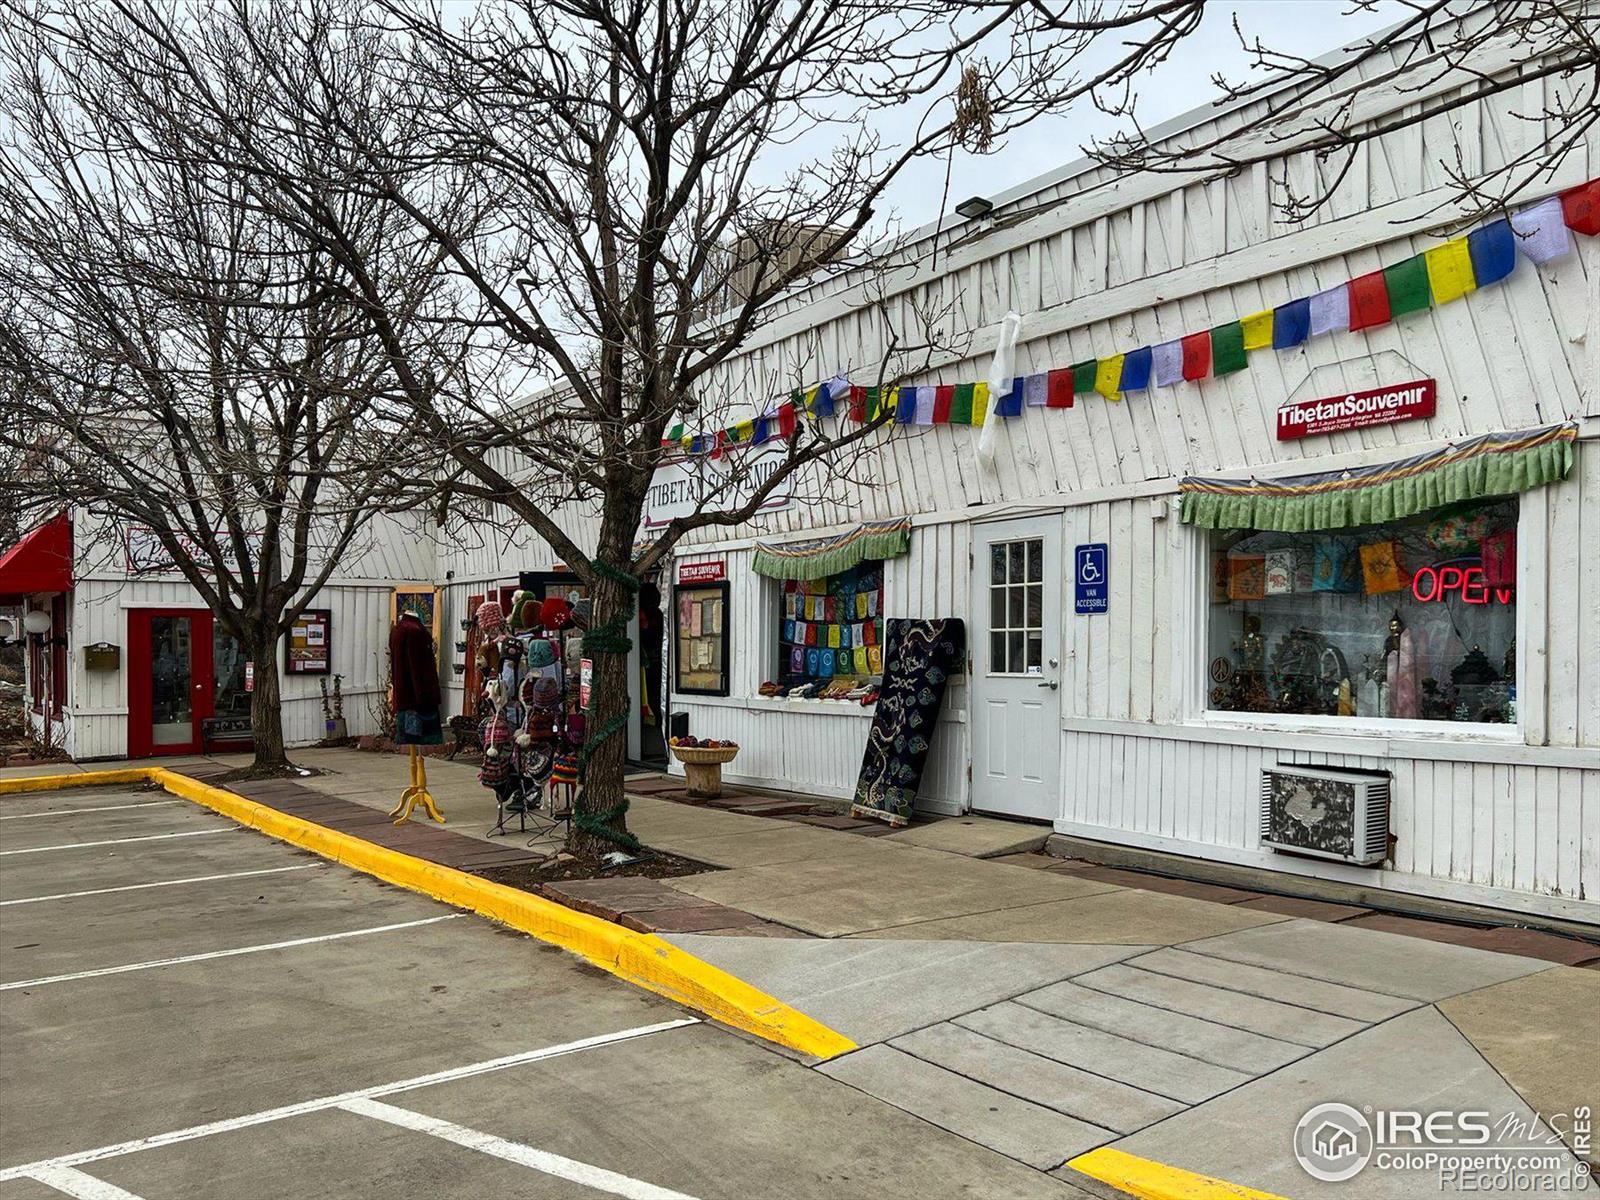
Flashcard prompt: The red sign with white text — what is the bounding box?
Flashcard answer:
[677,560,726,585]
[1277,379,1436,440]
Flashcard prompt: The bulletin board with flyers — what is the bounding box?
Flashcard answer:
[285,609,331,675]
[673,581,729,696]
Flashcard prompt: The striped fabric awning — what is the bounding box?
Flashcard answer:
[1179,423,1577,532]
[752,518,912,580]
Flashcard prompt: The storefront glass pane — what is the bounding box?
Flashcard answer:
[1008,542,1024,581]
[1204,497,1518,723]
[149,616,193,745]
[213,628,252,720]
[1027,541,1042,582]
[990,546,1006,584]
[777,560,885,688]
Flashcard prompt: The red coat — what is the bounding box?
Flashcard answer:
[389,614,441,713]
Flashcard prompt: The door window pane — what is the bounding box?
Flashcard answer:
[150,617,193,745]
[987,537,1046,675]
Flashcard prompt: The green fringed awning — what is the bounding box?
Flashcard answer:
[1179,423,1576,532]
[752,517,912,580]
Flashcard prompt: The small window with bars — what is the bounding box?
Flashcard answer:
[988,538,1043,675]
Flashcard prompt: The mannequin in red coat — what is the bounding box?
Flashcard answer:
[388,611,445,824]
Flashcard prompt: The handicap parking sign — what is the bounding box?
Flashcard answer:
[1075,543,1108,614]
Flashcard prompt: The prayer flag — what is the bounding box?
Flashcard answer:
[1180,332,1211,381]
[1508,196,1572,264]
[933,384,955,423]
[913,385,937,425]
[1384,254,1431,318]
[970,381,990,426]
[1240,310,1274,351]
[895,386,916,424]
[1308,284,1350,336]
[1151,340,1184,387]
[1347,269,1391,330]
[1119,346,1152,392]
[1561,178,1600,235]
[995,379,1024,418]
[1467,219,1516,287]
[1424,238,1476,305]
[1272,298,1311,348]
[1023,373,1048,407]
[1094,354,1124,402]
[950,382,975,425]
[1070,360,1098,396]
[848,385,867,422]
[1046,367,1074,407]
[1211,321,1247,375]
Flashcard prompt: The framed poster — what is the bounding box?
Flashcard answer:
[673,581,729,696]
[286,609,331,675]
[390,585,441,647]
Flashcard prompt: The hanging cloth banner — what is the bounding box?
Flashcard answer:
[752,517,912,580]
[1178,423,1576,532]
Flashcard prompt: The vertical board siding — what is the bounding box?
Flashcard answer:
[67,577,398,759]
[1060,729,1599,918]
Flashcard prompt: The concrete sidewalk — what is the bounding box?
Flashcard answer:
[12,747,1597,1196]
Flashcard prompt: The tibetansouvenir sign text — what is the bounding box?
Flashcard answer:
[1276,379,1436,440]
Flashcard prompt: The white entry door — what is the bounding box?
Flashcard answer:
[969,517,1062,820]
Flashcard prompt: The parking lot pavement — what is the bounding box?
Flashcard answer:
[1,787,1093,1199]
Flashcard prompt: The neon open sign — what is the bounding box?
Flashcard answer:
[1411,562,1513,606]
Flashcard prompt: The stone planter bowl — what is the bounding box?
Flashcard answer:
[671,743,739,798]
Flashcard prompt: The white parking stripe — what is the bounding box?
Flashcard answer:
[0,864,324,907]
[0,1020,698,1181]
[342,1098,701,1200]
[0,801,182,821]
[0,829,234,856]
[0,914,461,991]
[28,1165,148,1200]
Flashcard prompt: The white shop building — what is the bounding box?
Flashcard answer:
[650,52,1599,922]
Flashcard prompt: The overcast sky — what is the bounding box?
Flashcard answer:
[876,1,1401,233]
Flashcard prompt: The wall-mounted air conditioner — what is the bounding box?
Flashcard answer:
[1260,765,1391,866]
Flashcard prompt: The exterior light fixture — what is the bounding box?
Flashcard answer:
[955,196,994,221]
[22,609,52,635]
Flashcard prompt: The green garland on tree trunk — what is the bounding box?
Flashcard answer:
[572,560,643,853]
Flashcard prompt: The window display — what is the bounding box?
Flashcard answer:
[1205,498,1518,723]
[674,580,729,695]
[776,561,884,686]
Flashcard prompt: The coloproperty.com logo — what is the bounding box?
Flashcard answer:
[1294,1102,1594,1191]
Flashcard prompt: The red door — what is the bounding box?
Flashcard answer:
[128,609,214,757]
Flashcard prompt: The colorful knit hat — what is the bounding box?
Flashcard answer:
[475,600,507,638]
[525,638,558,668]
[539,596,574,630]
[507,590,540,632]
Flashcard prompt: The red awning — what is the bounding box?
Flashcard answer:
[0,513,73,602]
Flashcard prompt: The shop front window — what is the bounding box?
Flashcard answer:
[1205,497,1518,724]
[778,561,884,686]
[213,627,252,720]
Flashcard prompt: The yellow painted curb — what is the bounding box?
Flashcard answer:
[1,768,856,1061]
[1067,1148,1289,1200]
[0,768,150,794]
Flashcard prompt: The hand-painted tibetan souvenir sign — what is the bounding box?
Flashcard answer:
[677,560,726,584]
[852,618,964,827]
[1276,379,1436,440]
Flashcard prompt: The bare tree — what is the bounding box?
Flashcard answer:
[1082,0,1598,223]
[0,7,455,771]
[15,0,1214,849]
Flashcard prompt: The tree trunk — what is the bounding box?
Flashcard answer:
[569,561,636,858]
[247,632,290,771]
